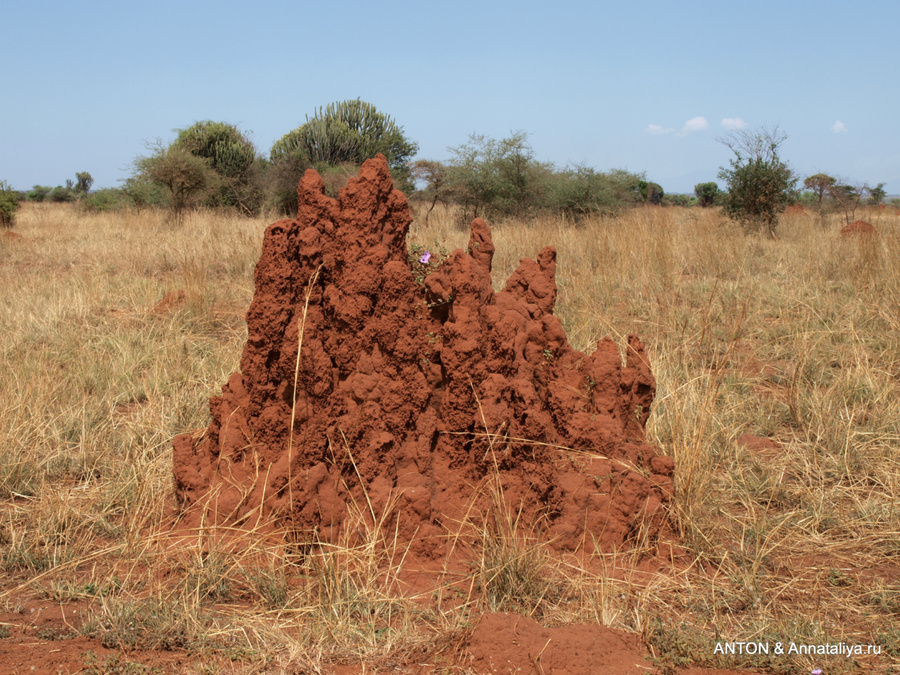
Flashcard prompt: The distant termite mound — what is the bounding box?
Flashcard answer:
[172,155,674,556]
[840,220,878,237]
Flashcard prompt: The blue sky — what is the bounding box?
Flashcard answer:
[2,0,898,194]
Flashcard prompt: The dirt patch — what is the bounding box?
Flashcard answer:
[173,155,674,556]
[152,289,186,314]
[840,220,877,236]
[0,598,190,674]
[736,433,781,454]
[2,230,23,240]
[464,611,653,674]
[784,204,807,215]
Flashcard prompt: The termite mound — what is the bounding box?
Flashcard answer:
[173,155,674,557]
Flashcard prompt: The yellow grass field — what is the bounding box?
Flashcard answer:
[1,201,898,673]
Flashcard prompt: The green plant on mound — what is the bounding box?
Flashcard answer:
[407,242,449,284]
[0,180,19,227]
[468,476,559,616]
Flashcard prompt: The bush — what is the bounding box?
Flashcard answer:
[49,185,77,203]
[24,174,93,205]
[80,188,134,212]
[121,176,168,208]
[0,181,18,228]
[27,185,52,202]
[666,194,694,207]
[545,164,619,218]
[419,133,652,223]
[640,180,665,205]
[444,131,553,221]
[694,182,720,207]
[262,154,311,216]
[134,146,218,222]
[173,121,263,214]
[718,126,797,236]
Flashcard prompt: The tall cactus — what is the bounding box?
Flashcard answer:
[271,100,418,191]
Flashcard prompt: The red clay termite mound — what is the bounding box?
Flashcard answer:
[172,155,674,555]
[840,220,878,237]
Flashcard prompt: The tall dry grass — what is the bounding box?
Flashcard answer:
[1,201,899,672]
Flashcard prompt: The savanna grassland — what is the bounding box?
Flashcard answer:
[1,201,899,674]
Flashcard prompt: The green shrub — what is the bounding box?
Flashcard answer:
[718,126,797,236]
[0,180,18,228]
[49,185,77,203]
[444,131,553,221]
[666,194,694,207]
[640,180,665,205]
[134,146,218,222]
[262,153,311,216]
[121,176,168,208]
[173,121,263,214]
[426,132,651,223]
[80,188,134,212]
[694,181,721,207]
[545,164,617,218]
[27,185,52,202]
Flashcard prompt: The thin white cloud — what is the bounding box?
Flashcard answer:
[831,120,848,133]
[721,117,747,130]
[646,124,673,135]
[679,116,709,135]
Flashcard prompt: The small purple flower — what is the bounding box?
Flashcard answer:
[812,669,823,675]
[419,251,432,264]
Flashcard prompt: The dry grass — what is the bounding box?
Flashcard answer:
[2,201,899,672]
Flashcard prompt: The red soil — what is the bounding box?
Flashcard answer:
[736,433,781,454]
[2,230,23,240]
[784,204,806,215]
[840,220,878,236]
[464,612,652,674]
[173,155,674,556]
[151,289,186,314]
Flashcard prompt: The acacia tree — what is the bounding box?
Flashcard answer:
[869,183,886,206]
[444,131,555,222]
[717,125,797,236]
[135,145,217,223]
[803,173,836,209]
[828,180,874,225]
[411,160,448,223]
